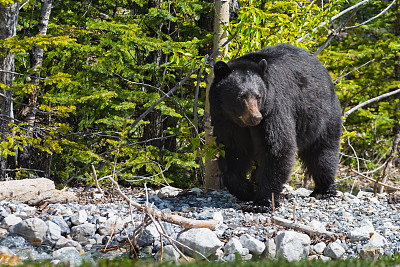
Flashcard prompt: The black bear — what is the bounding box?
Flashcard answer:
[209,43,341,212]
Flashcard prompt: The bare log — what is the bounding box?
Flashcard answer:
[272,216,335,239]
[351,169,400,191]
[107,176,219,230]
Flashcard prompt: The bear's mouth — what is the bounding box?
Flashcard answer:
[238,114,263,127]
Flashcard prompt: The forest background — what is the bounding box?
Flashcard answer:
[0,0,399,194]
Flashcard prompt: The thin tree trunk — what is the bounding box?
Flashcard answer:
[20,0,53,171]
[0,2,20,179]
[204,0,229,189]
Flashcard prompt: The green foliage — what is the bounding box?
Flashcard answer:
[1,0,399,188]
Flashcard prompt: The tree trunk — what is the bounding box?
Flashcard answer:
[204,0,229,189]
[19,0,53,171]
[0,2,20,179]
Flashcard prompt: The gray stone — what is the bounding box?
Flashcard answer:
[50,216,70,235]
[239,234,265,255]
[55,236,82,251]
[155,245,180,263]
[98,215,124,236]
[359,245,383,259]
[276,231,310,261]
[136,229,155,247]
[52,247,83,266]
[177,228,223,258]
[324,242,345,259]
[9,218,47,243]
[157,186,182,198]
[224,237,243,255]
[71,210,88,225]
[45,220,62,245]
[71,223,96,243]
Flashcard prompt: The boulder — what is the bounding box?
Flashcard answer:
[177,228,223,258]
[9,218,47,243]
[239,234,265,255]
[276,231,310,261]
[0,178,77,205]
[324,242,345,259]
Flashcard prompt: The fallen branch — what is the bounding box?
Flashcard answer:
[272,216,335,239]
[351,169,400,191]
[107,176,219,230]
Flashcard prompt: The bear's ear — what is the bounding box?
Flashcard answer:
[214,61,231,78]
[258,59,268,73]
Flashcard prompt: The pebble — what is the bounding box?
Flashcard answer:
[0,187,398,265]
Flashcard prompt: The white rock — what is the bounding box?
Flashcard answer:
[292,188,312,197]
[71,210,88,225]
[213,211,224,226]
[349,219,374,241]
[313,242,326,254]
[264,238,276,258]
[239,234,265,255]
[308,220,326,232]
[224,237,243,255]
[2,214,22,228]
[282,184,294,194]
[177,228,223,258]
[155,245,180,262]
[21,206,37,217]
[276,231,310,261]
[324,242,345,259]
[0,246,13,255]
[157,186,182,198]
[367,233,388,247]
[53,246,80,258]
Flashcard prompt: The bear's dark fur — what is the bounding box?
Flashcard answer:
[209,43,341,212]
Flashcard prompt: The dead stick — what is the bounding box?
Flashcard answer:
[272,216,335,239]
[91,165,104,194]
[107,177,219,230]
[351,169,400,191]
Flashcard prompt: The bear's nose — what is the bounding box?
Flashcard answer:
[250,114,263,125]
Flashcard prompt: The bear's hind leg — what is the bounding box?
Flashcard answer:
[299,140,339,199]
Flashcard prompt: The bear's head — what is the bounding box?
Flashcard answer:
[212,59,268,127]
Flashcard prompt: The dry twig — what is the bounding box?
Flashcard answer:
[351,169,400,192]
[272,216,335,239]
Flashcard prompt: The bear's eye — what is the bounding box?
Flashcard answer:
[256,94,262,100]
[237,92,248,100]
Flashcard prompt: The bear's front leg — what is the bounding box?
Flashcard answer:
[218,150,255,201]
[242,150,296,213]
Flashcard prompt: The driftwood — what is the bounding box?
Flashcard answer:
[0,178,77,205]
[351,169,400,191]
[107,177,219,230]
[272,216,335,239]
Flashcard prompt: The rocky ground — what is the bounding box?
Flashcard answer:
[0,182,400,266]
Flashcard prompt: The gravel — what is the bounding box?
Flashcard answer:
[0,185,399,265]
